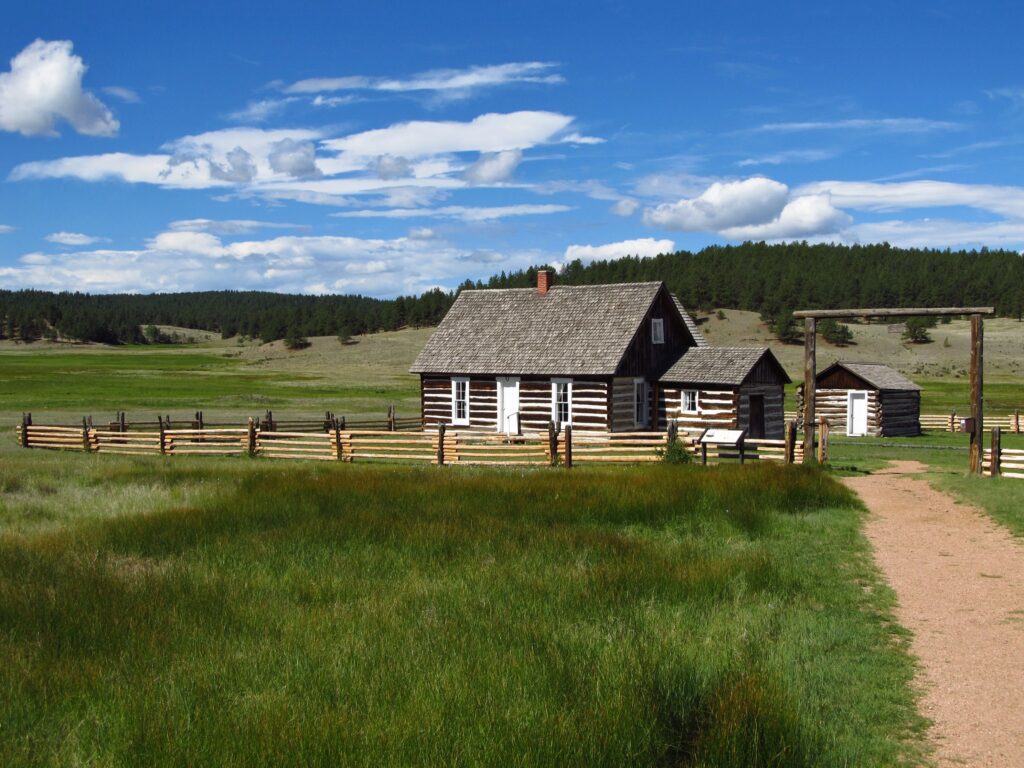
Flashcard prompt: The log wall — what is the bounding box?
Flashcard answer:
[796,387,921,437]
[421,375,610,432]
[736,384,786,439]
[660,386,738,432]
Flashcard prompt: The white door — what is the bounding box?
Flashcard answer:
[847,391,868,436]
[497,377,520,433]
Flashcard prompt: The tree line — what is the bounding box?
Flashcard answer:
[2,242,1021,344]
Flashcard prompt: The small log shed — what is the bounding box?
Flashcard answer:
[796,361,921,437]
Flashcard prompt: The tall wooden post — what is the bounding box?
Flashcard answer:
[784,420,796,464]
[20,413,28,448]
[247,417,256,457]
[564,424,573,468]
[817,417,829,464]
[990,426,1001,478]
[437,423,446,466]
[82,417,92,453]
[158,416,167,455]
[803,317,817,464]
[1014,409,1020,434]
[548,421,558,466]
[969,314,984,474]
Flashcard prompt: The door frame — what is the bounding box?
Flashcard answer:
[747,394,765,439]
[846,390,870,436]
[496,377,521,433]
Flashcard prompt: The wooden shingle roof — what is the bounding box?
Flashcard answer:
[411,281,673,375]
[827,362,921,391]
[659,346,790,386]
[671,296,708,347]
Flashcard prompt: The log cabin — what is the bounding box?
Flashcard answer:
[410,271,789,436]
[797,361,921,437]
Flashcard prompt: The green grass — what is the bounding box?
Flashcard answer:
[0,455,926,767]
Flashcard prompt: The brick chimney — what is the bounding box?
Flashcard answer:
[537,269,552,295]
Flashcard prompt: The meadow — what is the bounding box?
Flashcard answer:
[3,322,1021,766]
[0,451,926,767]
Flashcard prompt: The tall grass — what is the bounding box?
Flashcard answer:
[0,460,925,766]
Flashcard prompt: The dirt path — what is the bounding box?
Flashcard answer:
[843,461,1024,767]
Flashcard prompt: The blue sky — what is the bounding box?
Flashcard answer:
[1,1,1023,296]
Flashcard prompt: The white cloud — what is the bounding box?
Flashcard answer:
[226,97,298,122]
[311,94,358,108]
[0,39,118,137]
[284,62,563,96]
[720,193,851,239]
[267,138,322,178]
[408,227,436,240]
[643,177,789,230]
[736,149,836,167]
[564,238,675,262]
[101,86,140,103]
[45,231,106,246]
[559,132,605,145]
[209,146,257,183]
[844,218,1024,250]
[168,219,306,235]
[0,229,548,296]
[610,198,639,216]
[796,179,1024,219]
[373,154,412,179]
[0,224,13,234]
[754,117,960,134]
[332,204,571,221]
[464,149,521,184]
[323,111,575,158]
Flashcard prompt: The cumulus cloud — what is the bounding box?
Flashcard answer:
[267,138,322,178]
[208,146,257,183]
[564,238,675,262]
[284,62,563,96]
[643,177,851,240]
[643,178,789,231]
[373,154,412,179]
[464,149,521,184]
[720,193,852,239]
[0,39,118,137]
[45,231,106,246]
[408,227,436,239]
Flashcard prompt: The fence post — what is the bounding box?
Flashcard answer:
[515,411,522,437]
[340,415,346,431]
[158,416,167,455]
[990,427,1001,478]
[82,417,92,453]
[20,413,28,448]
[784,420,796,464]
[1014,409,1021,434]
[816,417,829,463]
[548,421,558,466]
[949,408,956,433]
[564,424,573,469]
[119,410,126,433]
[437,423,446,466]
[667,421,678,445]
[701,441,708,466]
[247,417,256,457]
[334,421,343,461]
[738,435,745,465]
[265,410,274,432]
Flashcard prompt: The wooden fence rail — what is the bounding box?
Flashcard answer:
[983,428,1024,479]
[785,410,1021,433]
[15,416,822,467]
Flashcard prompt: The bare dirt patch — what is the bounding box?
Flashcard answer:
[844,461,1024,766]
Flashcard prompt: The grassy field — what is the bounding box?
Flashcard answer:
[0,452,926,767]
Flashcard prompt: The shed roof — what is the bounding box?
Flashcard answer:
[659,347,790,386]
[822,361,921,391]
[411,281,677,375]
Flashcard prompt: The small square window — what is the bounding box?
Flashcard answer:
[651,318,665,344]
[682,390,699,413]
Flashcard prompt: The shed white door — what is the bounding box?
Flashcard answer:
[847,391,869,436]
[497,377,520,433]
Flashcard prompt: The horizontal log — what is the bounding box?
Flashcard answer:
[451,451,548,459]
[93,449,160,456]
[261,453,337,461]
[258,439,334,448]
[574,455,662,463]
[793,306,994,318]
[452,460,547,466]
[351,452,434,461]
[170,448,245,455]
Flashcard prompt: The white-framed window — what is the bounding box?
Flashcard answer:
[451,377,470,425]
[651,318,665,344]
[634,378,649,427]
[551,378,572,426]
[682,389,699,414]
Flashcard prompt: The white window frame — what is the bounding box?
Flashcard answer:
[451,377,470,426]
[682,389,699,414]
[651,318,665,344]
[633,378,649,428]
[551,378,573,426]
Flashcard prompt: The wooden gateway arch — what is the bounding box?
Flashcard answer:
[793,307,995,474]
